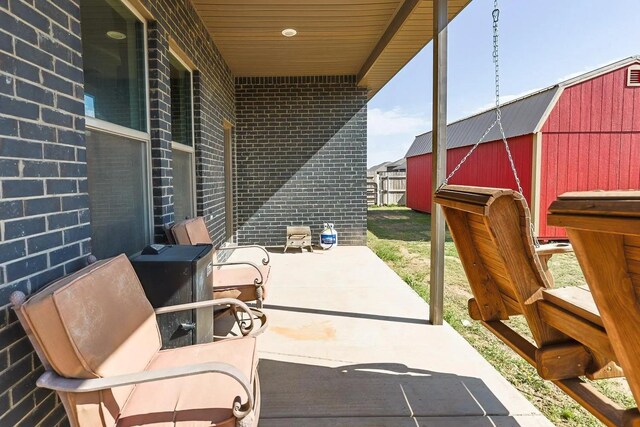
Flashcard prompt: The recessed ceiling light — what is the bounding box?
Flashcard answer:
[281,28,297,37]
[106,31,127,40]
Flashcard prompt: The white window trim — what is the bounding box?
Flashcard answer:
[169,48,197,218]
[84,0,154,247]
[86,117,149,142]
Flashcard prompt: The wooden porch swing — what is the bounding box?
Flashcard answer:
[435,186,637,425]
[433,1,640,425]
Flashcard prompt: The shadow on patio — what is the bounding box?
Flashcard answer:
[238,246,552,426]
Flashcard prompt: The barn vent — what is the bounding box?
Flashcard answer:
[628,65,640,87]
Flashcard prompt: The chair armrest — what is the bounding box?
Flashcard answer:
[217,245,270,266]
[211,261,264,285]
[536,243,573,257]
[37,362,255,419]
[155,298,258,335]
[213,307,269,339]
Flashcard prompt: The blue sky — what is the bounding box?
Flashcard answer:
[367,0,640,167]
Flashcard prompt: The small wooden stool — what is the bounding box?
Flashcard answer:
[284,226,313,253]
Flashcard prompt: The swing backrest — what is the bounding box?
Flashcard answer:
[548,191,640,403]
[435,185,567,348]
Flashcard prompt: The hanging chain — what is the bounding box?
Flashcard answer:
[440,118,498,185]
[491,2,524,199]
[438,0,540,246]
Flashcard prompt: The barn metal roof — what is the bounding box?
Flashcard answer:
[405,56,640,159]
[405,86,560,158]
[386,158,407,171]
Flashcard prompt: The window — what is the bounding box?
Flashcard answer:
[81,0,146,131]
[82,0,151,259]
[170,51,196,221]
[170,54,193,146]
[85,130,149,258]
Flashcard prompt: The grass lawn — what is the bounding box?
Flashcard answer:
[367,206,634,426]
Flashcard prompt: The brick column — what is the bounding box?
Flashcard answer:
[148,22,174,242]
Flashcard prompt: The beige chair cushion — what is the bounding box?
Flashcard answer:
[213,264,270,301]
[172,217,269,302]
[117,337,257,427]
[19,254,162,426]
[172,218,212,245]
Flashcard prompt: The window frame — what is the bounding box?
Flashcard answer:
[168,47,197,219]
[83,0,154,249]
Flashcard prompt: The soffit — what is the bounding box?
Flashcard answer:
[191,0,472,98]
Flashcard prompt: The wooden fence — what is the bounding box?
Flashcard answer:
[367,171,406,206]
[366,181,378,206]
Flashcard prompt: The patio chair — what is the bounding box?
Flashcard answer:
[548,190,640,425]
[435,185,631,426]
[171,217,271,309]
[10,254,260,427]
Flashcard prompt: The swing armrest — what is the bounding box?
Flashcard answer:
[536,243,573,258]
[536,243,573,288]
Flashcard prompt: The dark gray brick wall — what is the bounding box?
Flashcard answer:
[142,0,235,245]
[234,76,368,246]
[0,0,89,424]
[0,0,235,423]
[148,21,174,242]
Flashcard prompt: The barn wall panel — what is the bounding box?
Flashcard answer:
[539,64,640,240]
[542,66,639,134]
[406,134,533,214]
[539,132,640,239]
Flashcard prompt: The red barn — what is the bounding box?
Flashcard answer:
[405,56,640,240]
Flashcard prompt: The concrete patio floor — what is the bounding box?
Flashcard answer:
[252,246,553,426]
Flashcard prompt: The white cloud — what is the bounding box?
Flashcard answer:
[367,107,430,167]
[368,107,428,137]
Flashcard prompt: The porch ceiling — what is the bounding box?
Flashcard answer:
[191,0,471,98]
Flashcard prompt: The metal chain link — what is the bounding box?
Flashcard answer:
[440,118,497,186]
[439,0,540,246]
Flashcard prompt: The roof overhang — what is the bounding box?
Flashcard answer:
[190,0,471,99]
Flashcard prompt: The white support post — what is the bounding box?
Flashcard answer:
[430,0,448,325]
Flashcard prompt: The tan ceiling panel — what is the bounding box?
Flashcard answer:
[192,0,402,77]
[191,0,471,97]
[359,0,471,98]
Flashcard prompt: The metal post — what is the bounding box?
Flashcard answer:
[430,0,448,325]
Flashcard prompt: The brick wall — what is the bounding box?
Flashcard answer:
[142,0,235,244]
[0,0,89,423]
[0,0,235,423]
[1,0,369,423]
[234,76,368,246]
